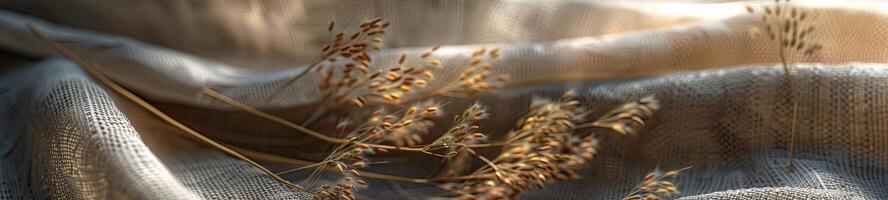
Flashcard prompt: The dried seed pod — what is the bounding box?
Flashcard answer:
[353,97,367,108]
[429,59,442,67]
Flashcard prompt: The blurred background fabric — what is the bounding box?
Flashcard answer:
[1,0,887,199]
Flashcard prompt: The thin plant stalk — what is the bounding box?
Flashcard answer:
[772,0,798,172]
[301,107,328,126]
[203,88,508,151]
[232,145,496,184]
[25,24,311,192]
[264,19,375,103]
[781,43,799,172]
[748,0,822,172]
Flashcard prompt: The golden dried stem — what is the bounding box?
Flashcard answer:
[25,24,311,192]
[771,0,799,172]
[277,161,329,175]
[465,148,503,177]
[391,85,456,105]
[750,0,813,172]
[206,89,342,142]
[203,88,505,151]
[782,42,799,172]
[264,58,327,103]
[203,88,506,150]
[232,146,495,184]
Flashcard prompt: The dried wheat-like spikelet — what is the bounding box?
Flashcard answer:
[314,167,367,200]
[352,100,443,147]
[268,18,391,101]
[322,46,444,107]
[623,167,690,200]
[283,17,509,108]
[747,0,822,56]
[446,91,594,199]
[585,96,659,135]
[374,101,443,146]
[442,93,661,199]
[307,100,443,199]
[308,139,374,200]
[321,46,510,109]
[422,102,490,157]
[434,48,510,98]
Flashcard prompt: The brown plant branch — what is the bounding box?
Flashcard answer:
[204,88,424,151]
[264,59,325,103]
[780,41,800,172]
[30,14,669,199]
[265,18,386,103]
[25,24,311,192]
[202,88,508,151]
[230,146,495,184]
[774,0,798,173]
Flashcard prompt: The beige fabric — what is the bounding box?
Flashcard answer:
[5,1,888,107]
[0,0,887,199]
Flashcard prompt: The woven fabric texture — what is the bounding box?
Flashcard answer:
[1,0,887,199]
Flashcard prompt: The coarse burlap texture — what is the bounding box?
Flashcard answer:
[1,0,887,199]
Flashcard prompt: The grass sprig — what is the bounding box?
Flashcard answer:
[422,102,490,157]
[266,18,390,102]
[747,0,823,171]
[30,15,675,200]
[623,167,691,200]
[443,92,661,199]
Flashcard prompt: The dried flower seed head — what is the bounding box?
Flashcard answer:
[623,167,690,200]
[430,47,509,98]
[423,103,490,157]
[447,91,604,199]
[314,175,365,200]
[489,48,501,58]
[364,100,442,146]
[429,59,442,68]
[305,101,447,199]
[472,48,486,57]
[322,44,444,106]
[292,17,404,107]
[585,96,659,135]
[352,97,367,108]
[747,0,823,57]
